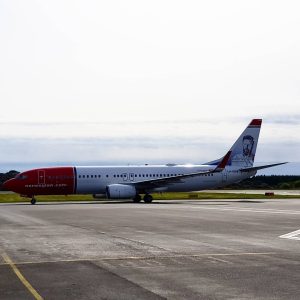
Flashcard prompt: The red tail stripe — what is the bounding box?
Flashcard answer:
[249,119,262,126]
[218,151,232,169]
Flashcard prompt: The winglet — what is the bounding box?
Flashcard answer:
[214,151,232,172]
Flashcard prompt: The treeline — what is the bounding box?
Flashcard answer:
[227,175,300,189]
[0,171,300,191]
[0,170,19,190]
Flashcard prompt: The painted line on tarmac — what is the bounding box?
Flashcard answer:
[208,256,233,264]
[1,252,43,300]
[279,229,300,241]
[191,206,300,215]
[0,252,276,266]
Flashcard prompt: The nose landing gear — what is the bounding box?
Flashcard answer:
[30,197,36,205]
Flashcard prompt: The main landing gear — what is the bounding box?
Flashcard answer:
[133,194,142,203]
[30,197,36,205]
[132,194,153,203]
[143,194,153,203]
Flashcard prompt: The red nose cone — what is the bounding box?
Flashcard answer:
[3,179,16,192]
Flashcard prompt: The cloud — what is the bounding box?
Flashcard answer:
[0,137,224,164]
[0,136,299,168]
[265,114,300,125]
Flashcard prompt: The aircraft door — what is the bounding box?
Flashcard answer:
[38,170,46,184]
[122,173,128,181]
[129,173,134,181]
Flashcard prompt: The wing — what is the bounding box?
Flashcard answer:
[130,151,232,190]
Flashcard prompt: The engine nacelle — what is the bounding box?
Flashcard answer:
[106,184,136,199]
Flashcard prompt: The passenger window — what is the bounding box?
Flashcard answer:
[106,175,109,178]
[83,175,85,178]
[79,175,81,178]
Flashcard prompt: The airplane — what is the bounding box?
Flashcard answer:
[3,119,286,205]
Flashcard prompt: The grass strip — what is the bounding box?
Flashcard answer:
[0,192,299,203]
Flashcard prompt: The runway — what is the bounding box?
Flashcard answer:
[0,199,299,299]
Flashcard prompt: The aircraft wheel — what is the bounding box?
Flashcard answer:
[143,194,153,203]
[133,195,142,203]
[31,197,36,205]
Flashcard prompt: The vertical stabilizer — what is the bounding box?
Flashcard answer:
[206,119,262,167]
[229,119,262,167]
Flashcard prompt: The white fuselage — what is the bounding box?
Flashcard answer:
[75,165,256,194]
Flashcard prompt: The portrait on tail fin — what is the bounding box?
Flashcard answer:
[242,135,254,158]
[231,135,255,167]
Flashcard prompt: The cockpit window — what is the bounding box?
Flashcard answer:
[16,174,28,180]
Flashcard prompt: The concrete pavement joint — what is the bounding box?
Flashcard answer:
[0,252,277,267]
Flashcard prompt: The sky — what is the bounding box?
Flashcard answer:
[0,1,299,174]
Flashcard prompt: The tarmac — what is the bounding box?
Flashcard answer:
[204,189,300,195]
[0,198,299,299]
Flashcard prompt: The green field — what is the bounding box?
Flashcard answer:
[0,192,299,203]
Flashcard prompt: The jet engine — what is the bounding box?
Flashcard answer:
[106,184,136,199]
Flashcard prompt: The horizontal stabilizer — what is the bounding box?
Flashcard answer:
[240,162,288,172]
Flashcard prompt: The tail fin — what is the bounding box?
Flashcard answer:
[206,119,262,167]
